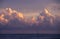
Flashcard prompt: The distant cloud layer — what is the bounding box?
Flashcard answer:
[0,8,60,26]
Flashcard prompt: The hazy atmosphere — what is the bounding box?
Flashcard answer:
[0,0,60,34]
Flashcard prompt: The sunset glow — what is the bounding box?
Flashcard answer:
[0,8,56,25]
[0,0,60,34]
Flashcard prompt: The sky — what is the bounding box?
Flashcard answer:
[0,0,60,34]
[0,0,60,17]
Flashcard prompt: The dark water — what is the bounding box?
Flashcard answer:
[0,34,60,39]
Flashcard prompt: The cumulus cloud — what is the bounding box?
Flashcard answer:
[0,8,60,27]
[0,8,24,25]
[0,8,60,34]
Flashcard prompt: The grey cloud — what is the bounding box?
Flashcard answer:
[53,0,60,4]
[0,0,4,8]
